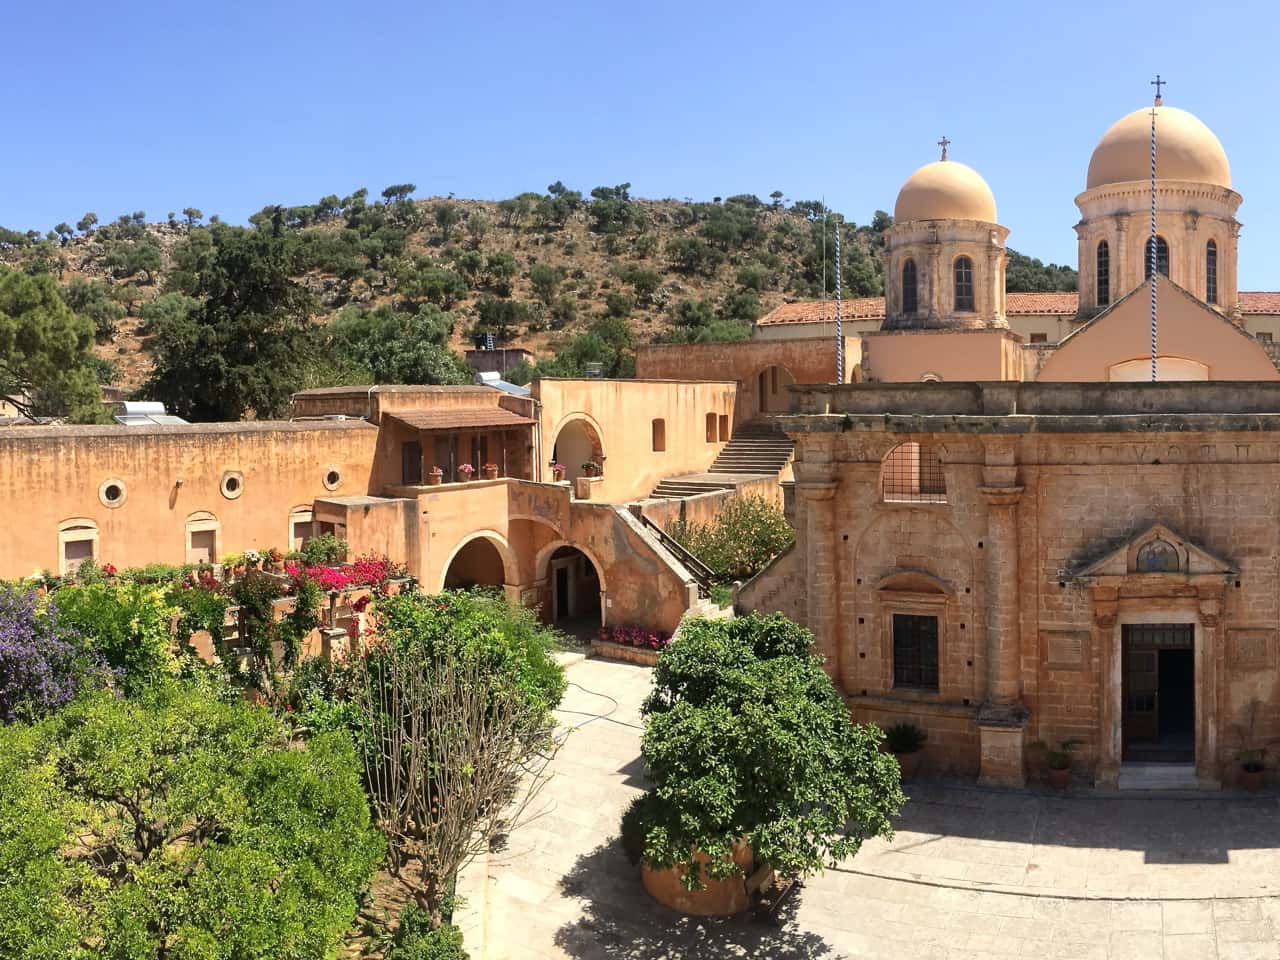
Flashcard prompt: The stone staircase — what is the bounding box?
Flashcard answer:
[649,418,794,499]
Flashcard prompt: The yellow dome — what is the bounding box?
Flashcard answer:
[1086,105,1230,189]
[894,160,997,223]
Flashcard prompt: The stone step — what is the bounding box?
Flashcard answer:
[1116,763,1202,790]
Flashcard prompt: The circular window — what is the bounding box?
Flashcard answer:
[323,467,342,491]
[98,478,127,508]
[220,470,245,500]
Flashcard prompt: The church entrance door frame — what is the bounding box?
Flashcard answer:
[1092,589,1223,788]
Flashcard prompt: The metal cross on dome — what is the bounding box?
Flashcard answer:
[1151,74,1166,105]
[937,136,950,161]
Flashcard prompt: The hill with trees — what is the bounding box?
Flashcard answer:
[0,185,1077,420]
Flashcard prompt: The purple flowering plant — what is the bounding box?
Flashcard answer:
[0,585,109,723]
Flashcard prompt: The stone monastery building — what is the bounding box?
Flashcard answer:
[5,96,1280,790]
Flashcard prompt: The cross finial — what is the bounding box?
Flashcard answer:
[1151,74,1166,105]
[937,136,950,161]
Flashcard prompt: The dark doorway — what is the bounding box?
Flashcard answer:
[555,566,570,619]
[401,441,423,485]
[1122,623,1195,763]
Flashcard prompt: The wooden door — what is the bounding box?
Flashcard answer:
[1123,645,1159,747]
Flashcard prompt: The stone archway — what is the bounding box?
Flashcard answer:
[551,417,604,482]
[755,364,796,414]
[534,540,606,642]
[442,534,510,590]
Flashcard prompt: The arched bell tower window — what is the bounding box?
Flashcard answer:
[953,256,974,312]
[1144,236,1170,280]
[1096,240,1110,307]
[901,259,918,315]
[1206,239,1218,305]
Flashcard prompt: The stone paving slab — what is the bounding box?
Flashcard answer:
[461,657,1280,960]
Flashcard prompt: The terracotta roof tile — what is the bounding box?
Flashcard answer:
[386,409,536,431]
[761,290,1280,325]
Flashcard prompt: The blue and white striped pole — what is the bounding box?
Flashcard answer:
[834,221,843,383]
[1150,77,1163,381]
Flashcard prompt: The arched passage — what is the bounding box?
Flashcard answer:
[551,417,604,482]
[540,544,603,634]
[443,536,509,590]
[756,364,796,414]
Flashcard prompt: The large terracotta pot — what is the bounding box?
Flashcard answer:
[1241,764,1265,792]
[894,750,923,781]
[640,841,753,917]
[1046,765,1071,790]
[426,469,443,486]
[482,465,499,480]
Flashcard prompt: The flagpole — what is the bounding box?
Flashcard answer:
[834,220,843,383]
[1149,76,1163,382]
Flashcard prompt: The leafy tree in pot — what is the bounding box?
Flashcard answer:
[627,613,904,892]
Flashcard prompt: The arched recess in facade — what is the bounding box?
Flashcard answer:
[550,415,605,483]
[441,530,516,592]
[534,540,606,628]
[755,364,797,414]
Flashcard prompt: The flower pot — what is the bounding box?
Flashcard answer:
[1046,765,1071,790]
[640,841,754,917]
[552,466,566,482]
[426,469,443,486]
[1241,764,1265,792]
[482,465,499,480]
[893,749,923,782]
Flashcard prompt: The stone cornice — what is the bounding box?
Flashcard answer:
[1075,179,1242,210]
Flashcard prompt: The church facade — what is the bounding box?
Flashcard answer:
[737,98,1280,788]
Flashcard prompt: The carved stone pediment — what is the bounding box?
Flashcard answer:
[1070,523,1236,581]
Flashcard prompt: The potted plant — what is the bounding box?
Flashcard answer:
[1033,739,1082,789]
[426,466,444,486]
[457,463,476,482]
[244,549,262,571]
[625,614,903,916]
[581,460,601,478]
[883,722,927,781]
[223,552,246,580]
[266,547,284,573]
[481,462,499,480]
[550,461,566,482]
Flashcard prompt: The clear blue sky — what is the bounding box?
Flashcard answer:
[7,0,1280,286]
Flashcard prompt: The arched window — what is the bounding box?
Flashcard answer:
[58,518,99,576]
[901,259,918,315]
[953,257,974,312]
[1144,236,1170,280]
[1096,240,1110,307]
[1206,239,1218,305]
[881,442,946,503]
[185,511,220,565]
[1136,538,1180,573]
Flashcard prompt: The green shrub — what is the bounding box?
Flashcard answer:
[53,582,178,696]
[668,495,793,582]
[385,905,469,960]
[0,682,383,959]
[301,533,347,566]
[633,613,903,888]
[883,722,927,754]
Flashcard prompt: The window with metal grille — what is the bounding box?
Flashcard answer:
[881,442,947,503]
[902,259,918,314]
[954,257,974,311]
[1206,239,1218,305]
[893,613,939,690]
[1096,240,1110,306]
[1144,236,1169,279]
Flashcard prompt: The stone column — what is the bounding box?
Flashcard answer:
[987,241,1000,324]
[1196,586,1224,785]
[1114,216,1129,299]
[1091,587,1120,787]
[927,241,941,322]
[980,485,1023,704]
[976,448,1027,787]
[797,479,840,682]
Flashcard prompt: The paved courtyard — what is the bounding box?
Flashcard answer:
[459,657,1280,960]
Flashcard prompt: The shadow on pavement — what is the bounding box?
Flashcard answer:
[553,840,840,960]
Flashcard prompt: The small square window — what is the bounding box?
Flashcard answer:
[1029,332,1048,344]
[651,418,666,452]
[1257,331,1273,343]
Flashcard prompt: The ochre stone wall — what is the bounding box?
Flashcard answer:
[750,383,1280,786]
[0,422,378,579]
[634,338,857,419]
[533,378,737,502]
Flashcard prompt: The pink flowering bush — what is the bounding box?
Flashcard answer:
[601,625,671,651]
[308,566,354,593]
